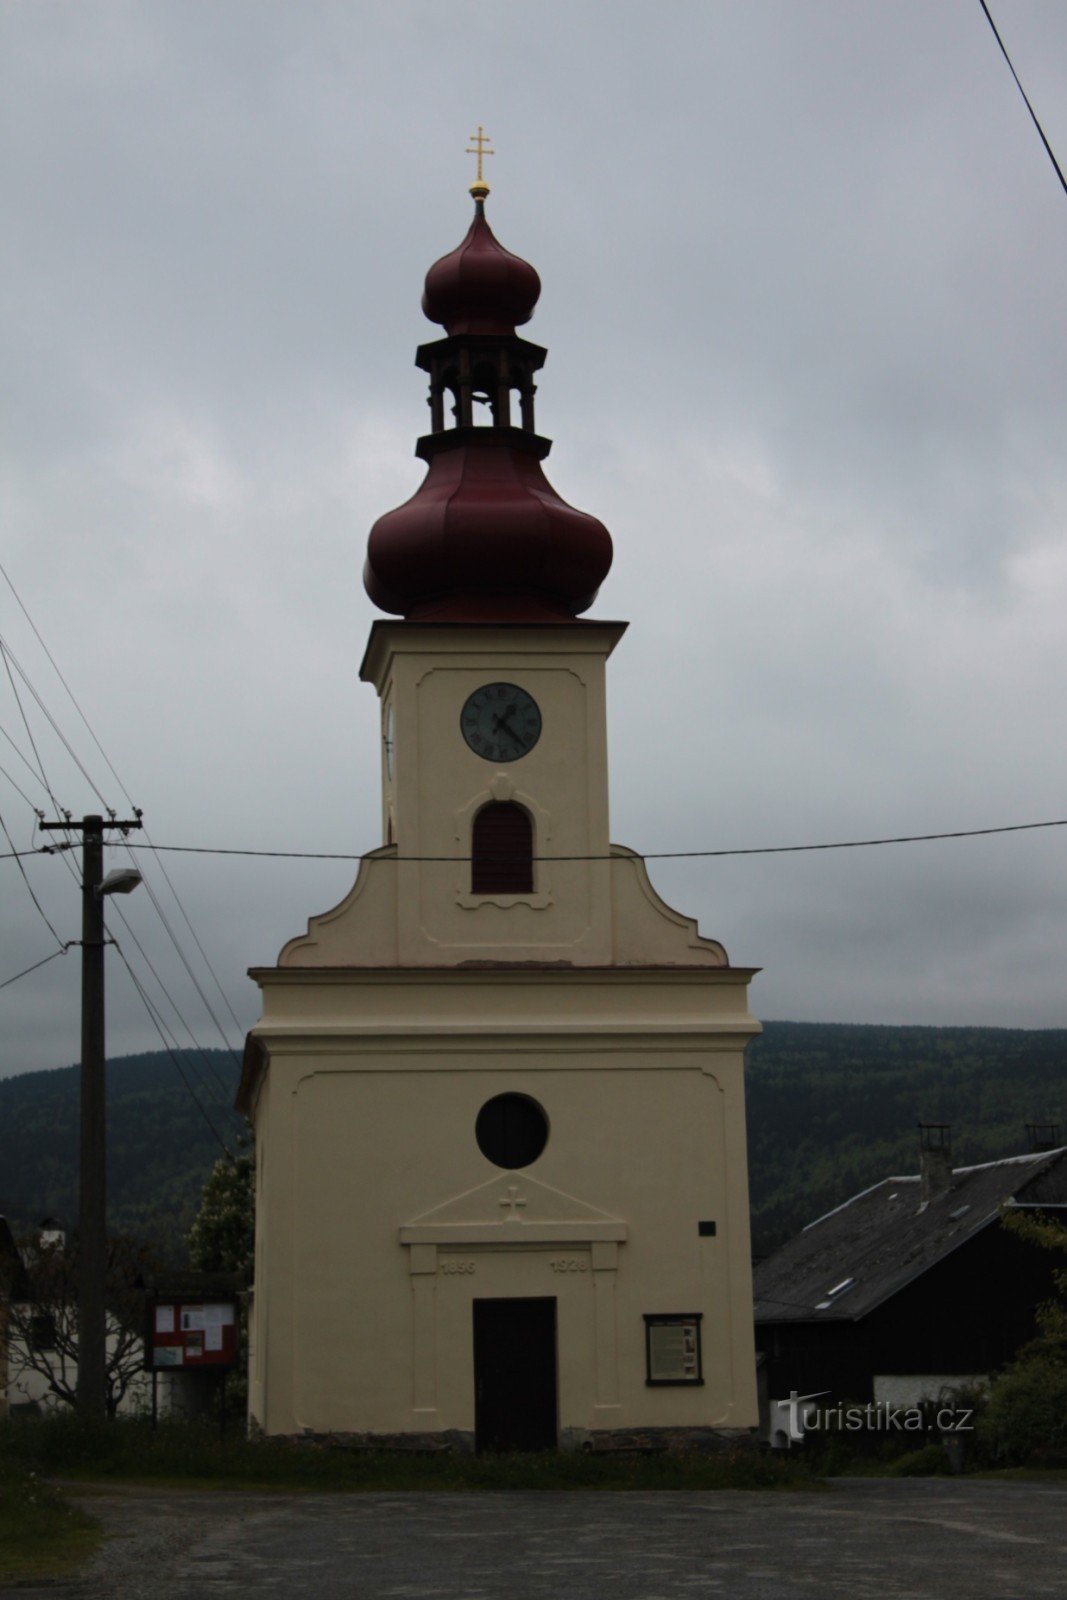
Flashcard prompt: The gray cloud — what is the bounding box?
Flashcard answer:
[2,0,1066,1080]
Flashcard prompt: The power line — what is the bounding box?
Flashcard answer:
[106,897,237,1106]
[0,634,108,808]
[5,812,1065,882]
[0,805,66,949]
[0,637,62,814]
[0,722,54,802]
[0,559,131,803]
[0,945,72,993]
[0,759,43,813]
[79,814,1067,863]
[1,561,243,1049]
[31,803,241,1106]
[110,936,235,1162]
[979,0,1067,199]
[130,869,242,1063]
[123,834,246,1041]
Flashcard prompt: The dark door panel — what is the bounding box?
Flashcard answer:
[473,1297,558,1453]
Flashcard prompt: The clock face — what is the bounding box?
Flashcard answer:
[461,682,542,762]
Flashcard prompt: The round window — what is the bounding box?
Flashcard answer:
[476,1093,549,1169]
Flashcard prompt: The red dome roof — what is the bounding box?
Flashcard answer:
[421,205,540,335]
[363,438,612,622]
[364,199,613,621]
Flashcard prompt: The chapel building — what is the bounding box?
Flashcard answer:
[239,168,760,1450]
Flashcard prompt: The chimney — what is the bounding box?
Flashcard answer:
[918,1124,953,1203]
[1026,1123,1061,1154]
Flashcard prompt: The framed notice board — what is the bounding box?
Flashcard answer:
[643,1313,704,1386]
[146,1297,239,1371]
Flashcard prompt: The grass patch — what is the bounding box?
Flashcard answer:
[0,1458,101,1581]
[0,1415,817,1492]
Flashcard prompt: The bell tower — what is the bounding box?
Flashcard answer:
[355,171,623,966]
[242,153,760,1450]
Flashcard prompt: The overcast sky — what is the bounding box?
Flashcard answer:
[2,1,1066,1094]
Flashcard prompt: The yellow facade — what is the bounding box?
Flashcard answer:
[242,622,760,1445]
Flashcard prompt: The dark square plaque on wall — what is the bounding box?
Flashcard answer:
[643,1313,704,1385]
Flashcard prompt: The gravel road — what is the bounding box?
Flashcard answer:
[5,1477,1064,1599]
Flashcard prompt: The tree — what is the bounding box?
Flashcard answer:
[188,1147,254,1277]
[6,1232,156,1419]
[1000,1207,1067,1345]
[979,1209,1067,1464]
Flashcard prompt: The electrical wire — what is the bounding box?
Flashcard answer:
[0,637,62,814]
[0,575,243,1138]
[122,835,246,1041]
[0,559,130,802]
[0,945,72,992]
[109,934,235,1162]
[0,805,66,949]
[106,897,237,1105]
[31,823,237,1126]
[37,812,238,1115]
[130,870,242,1064]
[979,0,1067,199]
[6,813,1066,872]
[79,813,1067,863]
[0,634,110,809]
[1,564,244,1048]
[0,722,55,800]
[0,758,45,813]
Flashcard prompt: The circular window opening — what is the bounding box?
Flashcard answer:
[476,1093,549,1169]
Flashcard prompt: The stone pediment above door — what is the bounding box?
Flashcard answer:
[399,1172,627,1246]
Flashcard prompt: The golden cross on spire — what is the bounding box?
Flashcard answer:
[466,125,494,201]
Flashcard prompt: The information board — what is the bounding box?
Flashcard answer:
[644,1313,703,1385]
[147,1298,239,1370]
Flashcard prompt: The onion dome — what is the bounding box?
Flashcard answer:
[364,435,612,621]
[422,206,541,336]
[364,190,613,623]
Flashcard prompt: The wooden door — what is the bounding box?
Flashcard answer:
[473,1297,558,1453]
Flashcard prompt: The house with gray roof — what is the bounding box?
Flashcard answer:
[753,1134,1067,1412]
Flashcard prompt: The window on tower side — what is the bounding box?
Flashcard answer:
[471,801,534,895]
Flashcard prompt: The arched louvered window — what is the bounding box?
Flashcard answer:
[471,802,533,895]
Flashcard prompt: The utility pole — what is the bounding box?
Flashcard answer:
[40,812,143,1419]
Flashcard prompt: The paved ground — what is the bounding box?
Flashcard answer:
[9,1478,1066,1599]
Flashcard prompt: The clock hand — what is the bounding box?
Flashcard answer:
[493,711,523,743]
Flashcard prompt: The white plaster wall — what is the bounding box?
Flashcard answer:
[873,1374,987,1408]
[247,975,758,1440]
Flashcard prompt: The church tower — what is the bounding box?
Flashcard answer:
[240,159,760,1449]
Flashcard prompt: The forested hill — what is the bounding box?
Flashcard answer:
[746,1022,1067,1254]
[0,1049,243,1261]
[0,1024,1064,1263]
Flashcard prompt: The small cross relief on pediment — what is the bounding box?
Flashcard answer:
[399,1171,627,1246]
[499,1185,527,1221]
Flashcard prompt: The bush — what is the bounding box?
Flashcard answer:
[888,1442,952,1477]
[979,1345,1067,1466]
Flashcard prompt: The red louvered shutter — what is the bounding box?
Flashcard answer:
[471,802,534,894]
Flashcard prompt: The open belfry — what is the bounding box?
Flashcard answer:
[239,142,761,1450]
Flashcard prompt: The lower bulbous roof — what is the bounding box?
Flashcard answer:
[363,439,613,621]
